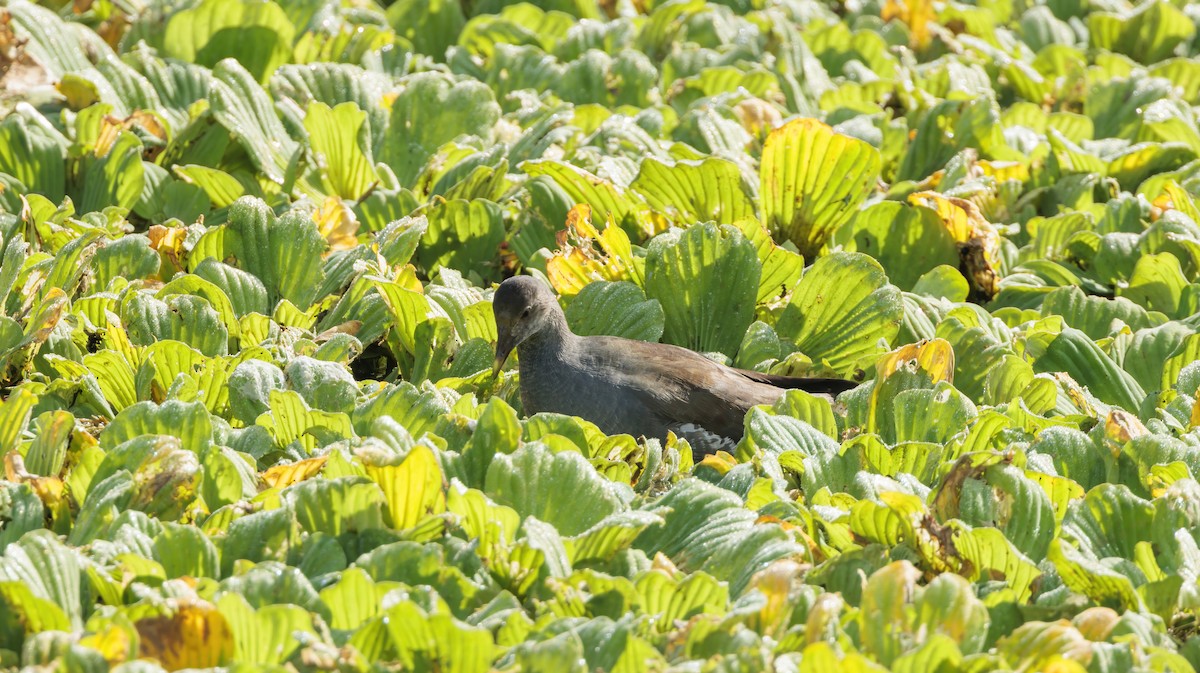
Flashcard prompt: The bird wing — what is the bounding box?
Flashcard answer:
[578,336,808,440]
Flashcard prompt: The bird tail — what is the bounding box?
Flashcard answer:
[735,369,859,394]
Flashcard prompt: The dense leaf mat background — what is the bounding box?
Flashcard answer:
[2,0,1200,670]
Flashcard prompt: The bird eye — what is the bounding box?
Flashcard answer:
[521,308,531,318]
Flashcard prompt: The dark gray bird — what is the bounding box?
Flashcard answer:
[491,276,857,454]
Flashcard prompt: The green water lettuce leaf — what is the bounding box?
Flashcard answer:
[388,0,466,58]
[0,115,66,203]
[630,157,755,227]
[563,280,665,342]
[522,160,645,237]
[0,530,87,629]
[381,73,501,188]
[1030,327,1146,410]
[211,60,301,185]
[836,201,959,290]
[1088,1,1195,64]
[417,199,504,280]
[303,102,378,201]
[633,479,799,595]
[760,118,880,256]
[159,0,296,83]
[217,593,316,665]
[643,222,760,357]
[777,252,903,375]
[221,197,327,309]
[485,443,624,536]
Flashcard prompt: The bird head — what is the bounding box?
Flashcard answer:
[492,276,560,376]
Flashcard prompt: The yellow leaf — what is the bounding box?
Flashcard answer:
[1025,470,1084,523]
[545,204,639,296]
[79,624,134,666]
[909,191,981,244]
[744,477,779,510]
[1072,607,1119,642]
[882,0,936,50]
[394,264,423,291]
[908,191,1002,299]
[365,445,447,530]
[875,338,955,384]
[799,637,842,671]
[4,451,68,519]
[1104,409,1148,444]
[55,76,99,109]
[747,560,806,636]
[760,118,881,257]
[127,111,168,147]
[696,450,737,476]
[239,313,271,349]
[733,98,783,139]
[26,287,69,344]
[147,225,191,273]
[977,160,1029,183]
[1146,461,1191,497]
[136,600,235,671]
[260,455,328,489]
[272,298,320,330]
[1039,656,1090,673]
[81,110,169,155]
[313,196,361,252]
[650,551,680,576]
[0,389,37,453]
[1161,181,1200,224]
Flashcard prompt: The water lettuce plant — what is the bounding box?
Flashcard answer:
[1,0,1200,671]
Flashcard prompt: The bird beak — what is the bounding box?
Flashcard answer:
[493,328,516,377]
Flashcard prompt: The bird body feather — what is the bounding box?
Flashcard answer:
[492,276,856,455]
[516,330,852,452]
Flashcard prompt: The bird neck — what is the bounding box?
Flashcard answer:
[516,310,575,363]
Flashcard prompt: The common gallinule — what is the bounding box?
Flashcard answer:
[492,276,856,454]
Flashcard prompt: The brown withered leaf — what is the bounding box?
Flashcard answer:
[4,451,67,518]
[909,191,1003,301]
[930,450,1012,523]
[1103,408,1148,448]
[25,287,69,345]
[0,10,52,96]
[136,600,235,671]
[315,320,362,341]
